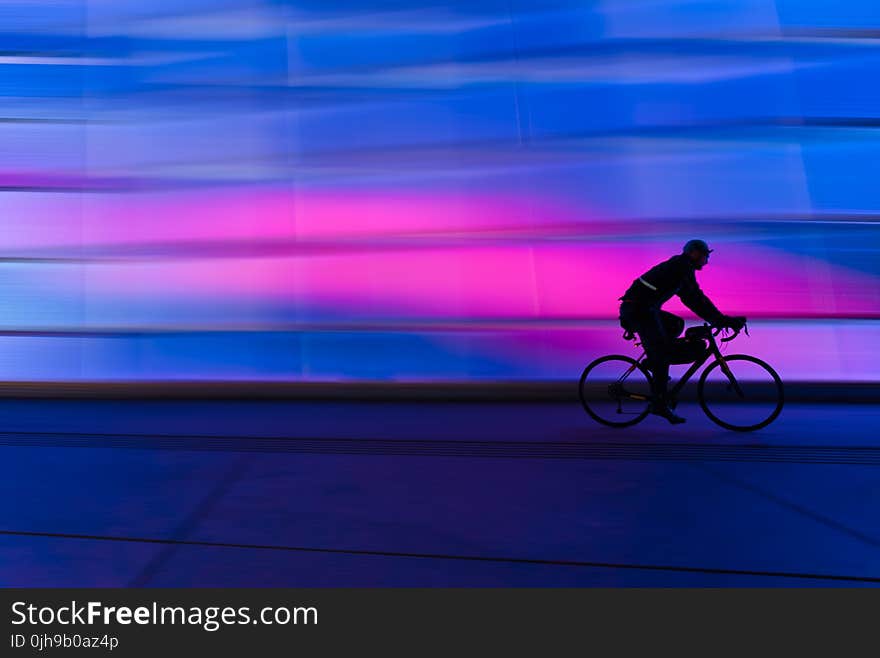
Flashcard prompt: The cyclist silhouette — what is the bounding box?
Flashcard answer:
[618,239,746,424]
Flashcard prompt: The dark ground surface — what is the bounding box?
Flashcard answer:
[1,399,878,587]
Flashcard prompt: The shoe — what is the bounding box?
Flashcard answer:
[650,400,686,424]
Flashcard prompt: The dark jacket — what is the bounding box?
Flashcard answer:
[619,254,722,323]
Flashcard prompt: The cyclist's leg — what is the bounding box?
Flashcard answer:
[661,311,696,363]
[659,311,684,339]
[637,313,686,423]
[636,310,671,400]
[621,302,653,370]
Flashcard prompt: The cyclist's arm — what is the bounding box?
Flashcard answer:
[677,271,723,324]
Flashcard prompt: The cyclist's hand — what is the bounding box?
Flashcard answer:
[721,315,747,332]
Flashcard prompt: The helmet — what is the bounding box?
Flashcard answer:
[683,239,713,255]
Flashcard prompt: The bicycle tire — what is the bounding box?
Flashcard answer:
[579,355,653,428]
[697,354,784,432]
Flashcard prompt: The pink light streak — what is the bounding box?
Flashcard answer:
[3,185,879,321]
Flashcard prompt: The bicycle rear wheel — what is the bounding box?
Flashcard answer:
[579,355,653,428]
[697,354,784,432]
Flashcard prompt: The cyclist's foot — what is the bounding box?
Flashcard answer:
[650,401,686,424]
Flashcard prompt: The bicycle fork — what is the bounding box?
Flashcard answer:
[717,356,745,398]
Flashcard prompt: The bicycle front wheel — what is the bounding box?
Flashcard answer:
[697,354,784,432]
[579,355,653,428]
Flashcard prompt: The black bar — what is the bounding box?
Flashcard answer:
[1,589,877,656]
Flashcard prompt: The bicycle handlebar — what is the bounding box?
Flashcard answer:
[709,322,748,342]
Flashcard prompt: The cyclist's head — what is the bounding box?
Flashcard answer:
[683,239,712,270]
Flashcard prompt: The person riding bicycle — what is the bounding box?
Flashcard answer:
[619,239,746,424]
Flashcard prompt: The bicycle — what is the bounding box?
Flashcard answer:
[579,322,784,432]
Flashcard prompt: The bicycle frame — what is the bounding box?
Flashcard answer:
[630,324,743,401]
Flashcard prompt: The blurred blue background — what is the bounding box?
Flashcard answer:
[0,0,878,383]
